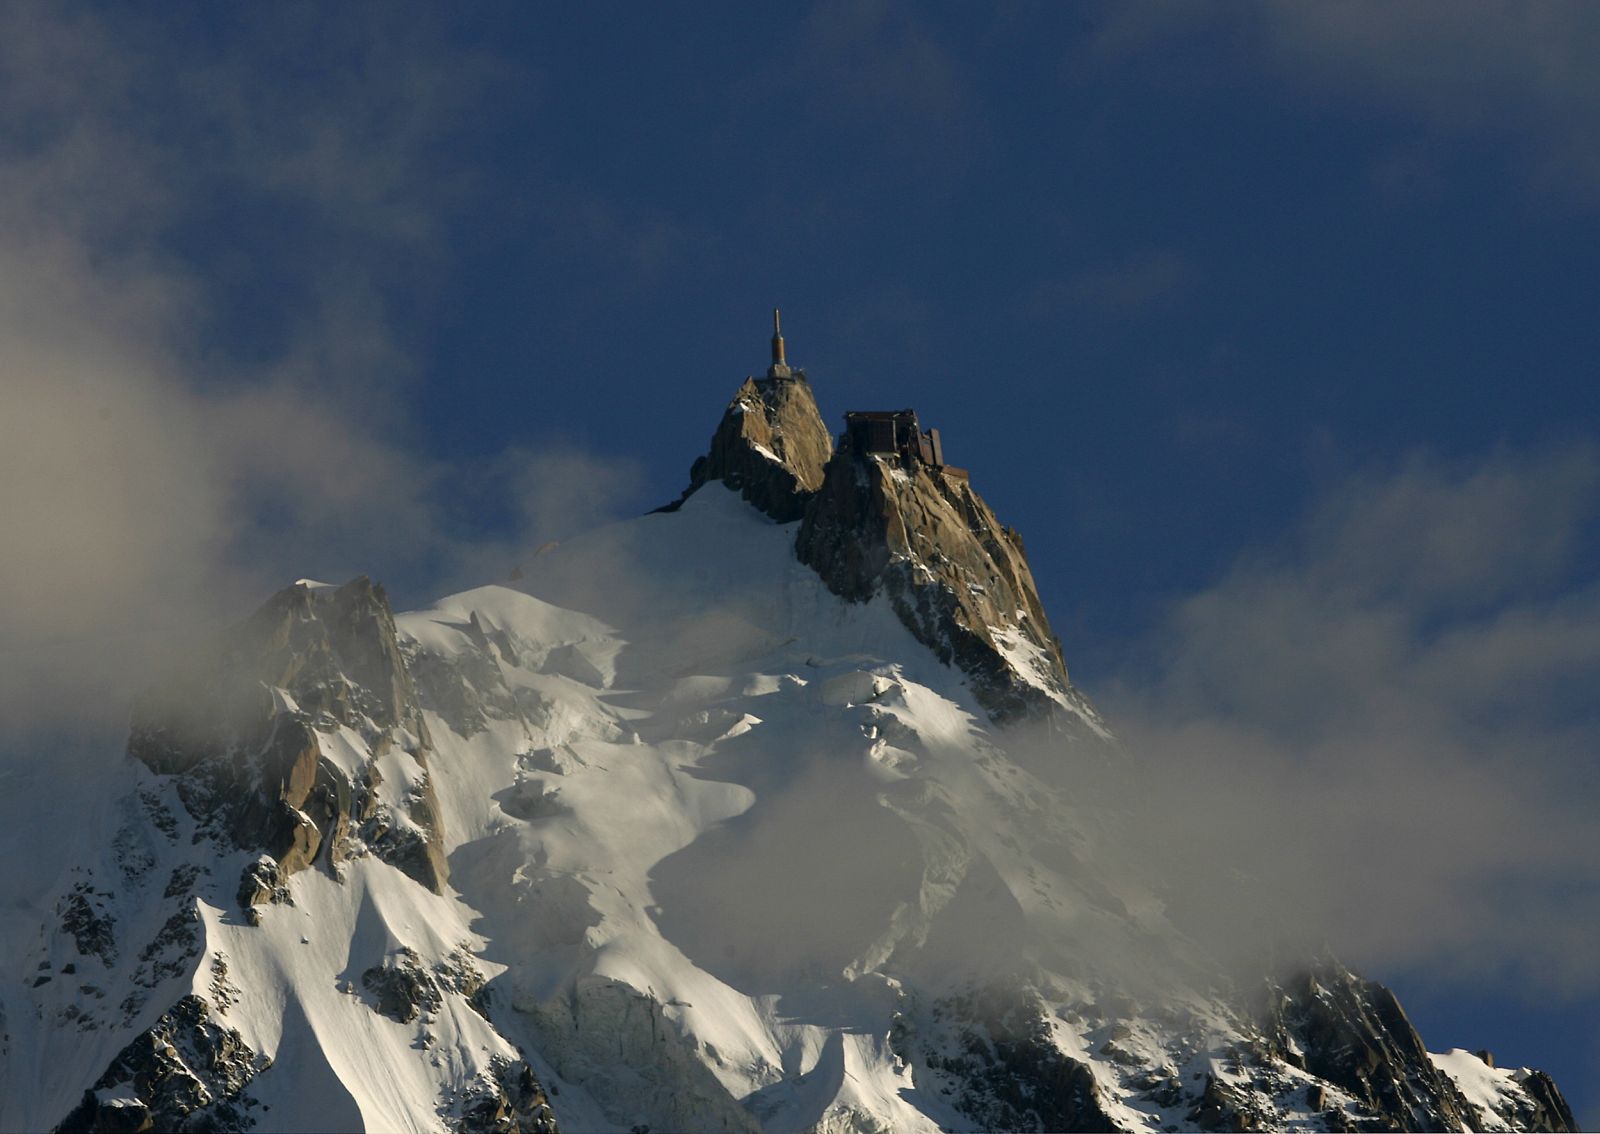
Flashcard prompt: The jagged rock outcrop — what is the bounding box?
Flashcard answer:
[895,981,1120,1132]
[54,995,266,1133]
[16,366,1578,1134]
[796,434,1102,729]
[1258,958,1536,1132]
[360,945,490,1026]
[1188,1072,1271,1131]
[127,576,449,898]
[457,1057,560,1134]
[674,375,833,522]
[1507,1069,1579,1133]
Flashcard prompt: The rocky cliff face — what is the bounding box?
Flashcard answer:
[676,375,833,523]
[886,953,1581,1134]
[795,437,1102,730]
[1259,961,1474,1132]
[128,575,449,908]
[56,994,266,1133]
[23,577,558,1134]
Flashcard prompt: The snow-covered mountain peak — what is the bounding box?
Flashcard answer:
[2,390,1579,1133]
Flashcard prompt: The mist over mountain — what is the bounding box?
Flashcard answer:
[0,356,1579,1133]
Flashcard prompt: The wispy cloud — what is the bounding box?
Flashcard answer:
[1088,1,1600,203]
[1097,444,1600,992]
[0,9,621,743]
[1028,250,1195,317]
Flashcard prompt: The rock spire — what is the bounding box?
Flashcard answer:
[664,314,832,523]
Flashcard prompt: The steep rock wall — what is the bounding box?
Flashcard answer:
[678,375,1102,729]
[797,441,1103,730]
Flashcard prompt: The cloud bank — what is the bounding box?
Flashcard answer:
[1089,1,1600,202]
[0,8,634,743]
[1093,445,1600,995]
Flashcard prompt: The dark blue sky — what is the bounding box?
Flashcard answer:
[3,2,1597,1119]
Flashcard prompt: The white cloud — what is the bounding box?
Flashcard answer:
[1097,445,1600,993]
[0,9,629,743]
[1088,1,1600,201]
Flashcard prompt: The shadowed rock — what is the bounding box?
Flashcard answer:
[53,995,264,1134]
[1256,958,1548,1132]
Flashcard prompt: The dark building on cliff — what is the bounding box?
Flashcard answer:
[840,408,969,482]
[842,409,944,470]
[752,308,966,480]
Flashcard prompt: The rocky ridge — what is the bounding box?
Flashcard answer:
[30,577,556,1134]
[56,994,266,1134]
[17,531,1580,1134]
[796,433,1098,729]
[128,575,450,905]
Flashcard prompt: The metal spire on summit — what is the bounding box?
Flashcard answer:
[768,308,792,379]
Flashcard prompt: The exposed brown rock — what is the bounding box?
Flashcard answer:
[671,372,1102,729]
[674,375,833,522]
[459,1057,560,1134]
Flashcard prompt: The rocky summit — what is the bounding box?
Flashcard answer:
[678,369,1104,733]
[0,335,1578,1133]
[679,375,834,524]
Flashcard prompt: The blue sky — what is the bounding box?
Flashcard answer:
[1,3,1597,1119]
